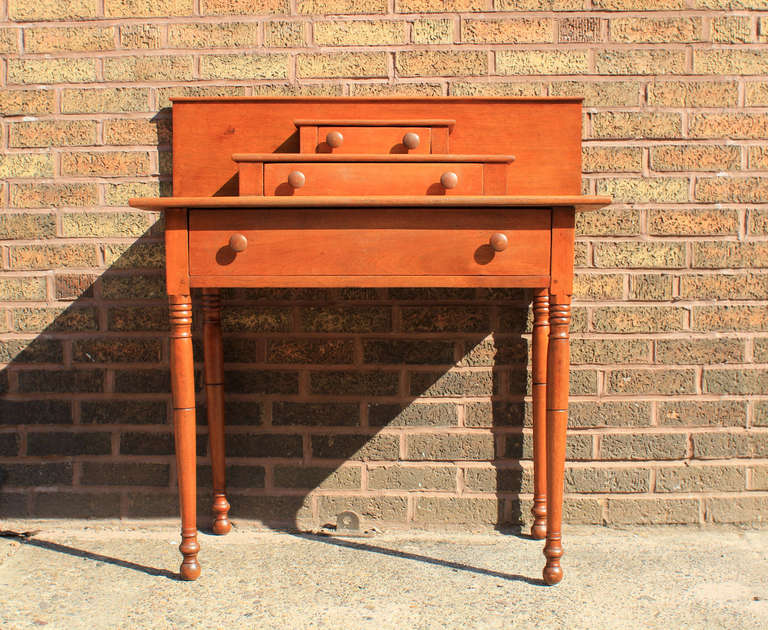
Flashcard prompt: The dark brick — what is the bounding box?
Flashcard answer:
[704,369,768,395]
[311,433,399,460]
[221,306,292,332]
[272,402,359,426]
[212,401,262,426]
[0,493,28,517]
[0,400,72,425]
[18,369,104,393]
[107,305,168,331]
[225,370,299,394]
[338,288,378,300]
[0,463,72,486]
[27,431,111,456]
[267,339,354,364]
[73,337,163,363]
[363,339,454,364]
[33,491,121,518]
[369,402,458,427]
[692,432,768,459]
[565,467,650,493]
[101,274,164,299]
[569,401,651,428]
[81,400,167,425]
[656,465,745,492]
[310,370,399,396]
[273,465,361,489]
[125,491,178,517]
[464,467,527,493]
[0,339,64,363]
[300,306,390,332]
[658,401,746,427]
[465,401,525,427]
[198,464,265,488]
[13,307,99,333]
[601,433,688,460]
[81,463,169,486]
[121,431,204,456]
[370,465,456,491]
[54,274,95,300]
[402,306,490,332]
[114,369,170,393]
[406,433,494,461]
[0,373,7,394]
[231,494,312,523]
[221,338,264,363]
[497,307,531,333]
[410,370,496,397]
[459,336,528,366]
[221,288,329,301]
[388,288,476,300]
[225,433,302,458]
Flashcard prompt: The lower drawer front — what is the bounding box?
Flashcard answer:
[264,163,483,196]
[189,209,551,278]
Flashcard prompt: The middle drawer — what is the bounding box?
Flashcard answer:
[265,162,483,196]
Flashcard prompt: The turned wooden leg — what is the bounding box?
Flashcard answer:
[543,296,570,586]
[169,295,201,581]
[202,289,231,535]
[530,288,549,540]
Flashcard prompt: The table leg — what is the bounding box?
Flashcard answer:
[543,296,570,586]
[530,288,549,539]
[202,289,231,535]
[169,295,201,581]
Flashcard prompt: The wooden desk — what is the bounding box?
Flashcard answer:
[130,97,610,585]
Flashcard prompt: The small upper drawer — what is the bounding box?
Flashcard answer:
[295,119,455,154]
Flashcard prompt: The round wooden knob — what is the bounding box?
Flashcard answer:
[489,233,508,252]
[229,233,248,252]
[326,130,343,148]
[440,171,458,189]
[402,132,420,150]
[287,170,305,189]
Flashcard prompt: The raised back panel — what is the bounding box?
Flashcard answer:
[171,97,583,197]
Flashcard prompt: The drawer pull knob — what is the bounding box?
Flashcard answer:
[287,170,306,189]
[440,171,458,189]
[326,131,343,148]
[402,132,420,150]
[489,233,509,252]
[229,233,248,252]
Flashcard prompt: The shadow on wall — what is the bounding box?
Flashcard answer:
[0,110,534,535]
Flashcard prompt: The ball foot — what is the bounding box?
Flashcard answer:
[180,559,201,581]
[543,564,563,585]
[530,522,547,540]
[212,516,232,535]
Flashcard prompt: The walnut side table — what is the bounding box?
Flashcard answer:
[130,96,610,585]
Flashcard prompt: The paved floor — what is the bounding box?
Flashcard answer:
[0,520,766,629]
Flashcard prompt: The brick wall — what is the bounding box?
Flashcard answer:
[0,0,767,529]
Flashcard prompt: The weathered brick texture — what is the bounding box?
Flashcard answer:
[0,3,766,529]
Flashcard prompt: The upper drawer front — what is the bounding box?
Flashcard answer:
[315,126,431,154]
[264,163,484,196]
[188,208,551,278]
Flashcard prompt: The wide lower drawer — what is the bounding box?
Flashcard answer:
[263,163,484,196]
[188,208,551,278]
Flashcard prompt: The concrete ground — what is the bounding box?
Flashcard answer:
[0,520,766,630]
